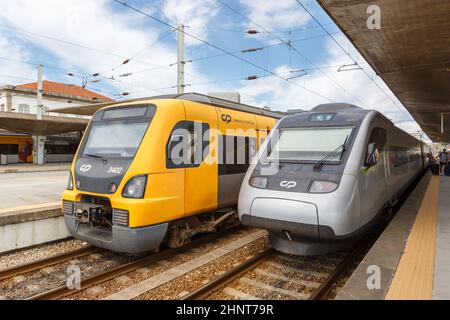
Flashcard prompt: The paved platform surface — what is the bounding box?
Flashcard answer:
[337,172,450,300]
[0,171,68,210]
[386,175,439,299]
[433,176,450,299]
[336,173,431,299]
[0,163,70,174]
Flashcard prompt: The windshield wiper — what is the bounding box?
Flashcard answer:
[313,135,349,170]
[84,153,104,159]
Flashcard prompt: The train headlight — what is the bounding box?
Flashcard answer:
[122,175,147,199]
[67,172,74,190]
[249,176,268,189]
[309,181,338,193]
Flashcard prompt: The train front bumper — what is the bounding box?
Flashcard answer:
[62,190,169,253]
[240,197,336,241]
[64,214,168,254]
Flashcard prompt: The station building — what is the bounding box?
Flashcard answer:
[0,81,113,164]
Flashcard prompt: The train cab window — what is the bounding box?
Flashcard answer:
[365,127,387,167]
[166,121,210,168]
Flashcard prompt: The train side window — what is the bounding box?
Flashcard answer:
[166,121,210,168]
[365,127,387,167]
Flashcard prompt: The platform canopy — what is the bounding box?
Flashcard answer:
[318,0,450,142]
[0,112,88,135]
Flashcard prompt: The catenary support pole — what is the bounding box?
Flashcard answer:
[177,24,185,94]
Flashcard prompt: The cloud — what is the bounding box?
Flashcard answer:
[0,34,36,86]
[239,0,311,31]
[234,34,425,137]
[0,0,220,98]
[0,0,427,140]
[161,0,220,46]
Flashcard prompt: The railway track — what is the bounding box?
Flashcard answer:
[26,228,241,300]
[0,245,99,282]
[181,237,371,300]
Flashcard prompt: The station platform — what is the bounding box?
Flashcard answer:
[0,167,70,253]
[336,172,450,300]
[0,202,68,254]
[0,162,70,174]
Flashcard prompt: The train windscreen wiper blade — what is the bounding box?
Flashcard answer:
[84,153,104,159]
[313,135,349,170]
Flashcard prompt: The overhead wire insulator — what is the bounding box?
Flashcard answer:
[287,69,308,80]
[122,59,131,65]
[92,73,100,77]
[67,73,74,77]
[122,92,130,96]
[119,73,132,77]
[242,47,262,53]
[246,29,260,34]
[338,62,362,72]
[91,79,101,83]
[246,75,259,80]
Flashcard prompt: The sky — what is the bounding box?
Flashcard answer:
[0,0,427,140]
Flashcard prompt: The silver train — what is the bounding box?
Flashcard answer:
[238,103,425,255]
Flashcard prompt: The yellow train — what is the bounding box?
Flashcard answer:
[62,93,282,253]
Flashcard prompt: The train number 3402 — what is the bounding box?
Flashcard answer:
[107,167,123,174]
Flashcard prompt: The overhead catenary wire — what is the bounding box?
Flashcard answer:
[186,32,339,64]
[112,0,334,103]
[97,29,176,76]
[0,23,205,84]
[294,0,413,121]
[217,0,372,110]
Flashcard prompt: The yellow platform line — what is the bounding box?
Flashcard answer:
[386,175,439,300]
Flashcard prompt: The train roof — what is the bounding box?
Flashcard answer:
[279,103,372,128]
[311,103,364,112]
[51,92,285,119]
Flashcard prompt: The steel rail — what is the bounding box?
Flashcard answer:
[181,238,373,300]
[27,227,241,300]
[0,246,99,281]
[181,249,275,300]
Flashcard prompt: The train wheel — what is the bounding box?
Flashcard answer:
[167,225,191,248]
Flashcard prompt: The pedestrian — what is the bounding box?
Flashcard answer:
[439,149,448,175]
[428,153,440,175]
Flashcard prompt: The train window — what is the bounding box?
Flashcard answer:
[103,106,148,119]
[365,127,387,167]
[166,121,210,168]
[390,146,409,167]
[0,144,19,155]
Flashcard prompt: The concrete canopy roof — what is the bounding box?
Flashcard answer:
[0,112,88,135]
[317,0,450,142]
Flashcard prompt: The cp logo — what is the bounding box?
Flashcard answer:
[221,114,232,124]
[79,164,92,173]
[280,181,297,189]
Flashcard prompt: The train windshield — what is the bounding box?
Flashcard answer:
[82,120,149,158]
[268,126,353,162]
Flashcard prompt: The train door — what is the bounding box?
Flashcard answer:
[216,108,257,208]
[359,126,388,226]
[183,101,218,215]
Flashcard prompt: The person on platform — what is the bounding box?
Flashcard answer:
[439,149,448,175]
